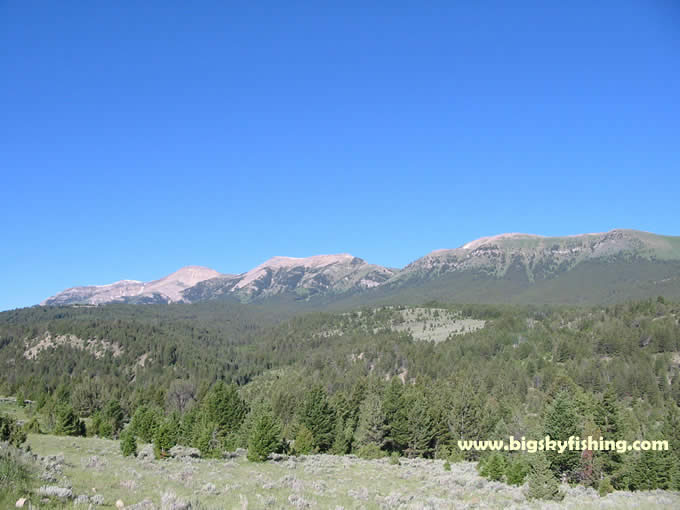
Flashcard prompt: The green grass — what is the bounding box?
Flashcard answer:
[0,398,31,422]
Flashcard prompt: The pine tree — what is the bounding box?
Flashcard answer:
[55,405,85,437]
[154,419,178,459]
[506,456,530,486]
[130,405,162,443]
[383,378,409,453]
[292,424,316,455]
[669,458,680,491]
[299,386,335,452]
[193,419,221,458]
[0,413,27,447]
[102,399,125,438]
[598,476,614,496]
[354,391,385,449]
[202,382,248,438]
[406,396,435,458]
[330,417,352,455]
[661,406,680,490]
[447,382,485,460]
[479,452,506,481]
[247,411,282,462]
[120,429,137,457]
[543,391,579,478]
[526,452,564,501]
[629,450,669,490]
[594,386,623,476]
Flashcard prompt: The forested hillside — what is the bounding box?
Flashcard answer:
[2,297,680,495]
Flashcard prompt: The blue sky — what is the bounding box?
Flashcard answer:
[2,1,679,311]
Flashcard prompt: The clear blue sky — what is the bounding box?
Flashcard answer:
[2,1,679,311]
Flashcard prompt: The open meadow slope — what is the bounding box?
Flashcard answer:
[4,434,679,509]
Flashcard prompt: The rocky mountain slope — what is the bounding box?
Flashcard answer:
[43,255,395,305]
[41,266,222,305]
[373,229,680,304]
[183,254,395,302]
[394,229,680,284]
[41,229,680,306]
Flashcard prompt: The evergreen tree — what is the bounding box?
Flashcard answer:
[55,405,85,437]
[526,452,564,501]
[479,452,506,481]
[354,391,385,449]
[247,411,282,462]
[506,456,530,486]
[669,458,680,491]
[130,405,162,443]
[661,406,680,490]
[154,418,178,459]
[598,477,614,496]
[405,396,435,458]
[202,382,248,438]
[299,386,335,452]
[0,413,27,447]
[447,382,485,459]
[102,399,125,438]
[594,386,623,476]
[543,391,580,478]
[383,378,409,453]
[330,417,353,455]
[629,450,669,490]
[193,419,221,458]
[292,424,316,455]
[120,429,137,457]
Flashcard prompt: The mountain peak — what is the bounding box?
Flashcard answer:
[460,233,544,250]
[234,254,359,290]
[260,254,356,269]
[161,266,222,281]
[42,266,222,306]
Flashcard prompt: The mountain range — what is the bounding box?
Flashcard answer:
[42,229,680,307]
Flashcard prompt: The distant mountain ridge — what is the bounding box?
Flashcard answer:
[42,266,222,305]
[41,229,680,306]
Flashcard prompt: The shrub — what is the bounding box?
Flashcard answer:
[23,417,42,435]
[0,413,27,447]
[598,476,614,497]
[88,412,103,437]
[443,460,451,471]
[97,419,114,439]
[390,452,401,465]
[120,429,137,457]
[0,446,33,504]
[356,443,386,460]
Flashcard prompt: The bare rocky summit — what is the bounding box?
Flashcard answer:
[42,266,221,306]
